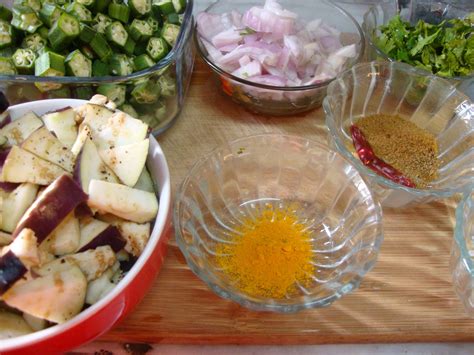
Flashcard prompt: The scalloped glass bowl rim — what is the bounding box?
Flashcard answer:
[324,61,474,198]
[174,132,383,313]
[195,0,365,92]
[453,190,474,275]
[0,0,194,85]
[362,5,474,82]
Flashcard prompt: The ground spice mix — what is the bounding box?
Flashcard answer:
[354,114,440,188]
[215,205,314,299]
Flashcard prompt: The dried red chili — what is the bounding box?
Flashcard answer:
[350,125,416,188]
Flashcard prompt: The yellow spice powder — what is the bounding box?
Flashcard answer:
[215,206,314,299]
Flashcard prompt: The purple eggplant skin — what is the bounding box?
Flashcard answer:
[72,148,83,188]
[12,175,88,243]
[0,250,27,295]
[45,106,72,115]
[77,225,126,253]
[0,114,11,129]
[74,202,94,219]
[0,92,9,116]
[0,148,11,166]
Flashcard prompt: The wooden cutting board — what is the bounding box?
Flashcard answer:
[101,60,474,345]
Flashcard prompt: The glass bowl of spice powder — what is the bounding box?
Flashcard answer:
[174,133,383,312]
[324,61,474,208]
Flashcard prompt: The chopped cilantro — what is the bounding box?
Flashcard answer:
[374,14,474,78]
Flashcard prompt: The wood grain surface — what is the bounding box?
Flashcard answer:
[100,60,474,345]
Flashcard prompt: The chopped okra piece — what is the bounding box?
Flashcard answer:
[22,33,47,52]
[123,36,136,55]
[97,83,126,106]
[37,26,49,38]
[146,36,168,61]
[166,13,179,25]
[131,79,160,104]
[157,74,175,97]
[92,59,109,76]
[39,3,63,28]
[0,21,14,49]
[161,22,180,47]
[129,19,153,42]
[94,0,111,13]
[92,13,112,34]
[11,6,43,33]
[109,53,134,76]
[77,0,95,7]
[0,57,18,75]
[74,86,94,100]
[12,48,36,73]
[80,45,96,60]
[0,5,12,22]
[129,0,151,17]
[65,49,92,76]
[119,103,138,117]
[178,13,183,24]
[66,2,93,23]
[154,100,167,121]
[134,53,154,71]
[146,16,160,34]
[106,21,128,47]
[108,3,129,23]
[134,40,147,55]
[47,86,71,98]
[48,12,80,51]
[90,32,112,61]
[172,0,185,14]
[35,50,65,77]
[0,47,14,57]
[152,0,175,15]
[13,0,42,12]
[79,23,96,43]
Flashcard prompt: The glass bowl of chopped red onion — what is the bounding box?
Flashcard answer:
[324,61,474,208]
[195,0,365,116]
[451,189,474,317]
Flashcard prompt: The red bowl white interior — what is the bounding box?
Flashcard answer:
[0,99,172,354]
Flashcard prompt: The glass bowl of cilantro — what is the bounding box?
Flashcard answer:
[362,2,473,99]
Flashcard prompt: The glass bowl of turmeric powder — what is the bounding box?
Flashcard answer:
[324,61,474,208]
[174,133,383,312]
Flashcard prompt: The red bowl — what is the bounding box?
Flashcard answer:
[0,99,172,354]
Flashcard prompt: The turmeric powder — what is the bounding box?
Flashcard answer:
[215,205,315,299]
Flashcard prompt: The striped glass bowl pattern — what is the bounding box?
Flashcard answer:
[174,133,383,312]
[324,61,474,208]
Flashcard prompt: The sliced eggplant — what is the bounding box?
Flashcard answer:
[35,245,116,281]
[21,127,75,172]
[0,310,33,339]
[9,228,39,269]
[133,167,154,193]
[2,266,87,324]
[1,146,66,185]
[42,107,78,148]
[75,102,114,136]
[0,250,26,295]
[99,139,149,187]
[0,231,12,246]
[12,174,88,243]
[88,179,158,223]
[22,313,47,332]
[42,211,80,256]
[73,138,119,194]
[0,111,43,147]
[2,183,39,233]
[70,124,91,156]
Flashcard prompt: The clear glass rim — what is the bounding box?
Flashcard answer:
[194,0,366,92]
[174,132,383,312]
[362,5,474,81]
[0,0,194,85]
[324,60,474,198]
[454,190,474,275]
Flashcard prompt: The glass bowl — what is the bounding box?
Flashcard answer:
[362,2,474,99]
[324,61,474,208]
[195,0,365,116]
[0,0,195,136]
[174,133,383,312]
[451,190,474,317]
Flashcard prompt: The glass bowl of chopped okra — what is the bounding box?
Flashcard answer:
[174,133,383,312]
[324,61,474,208]
[0,0,194,135]
[362,1,473,99]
